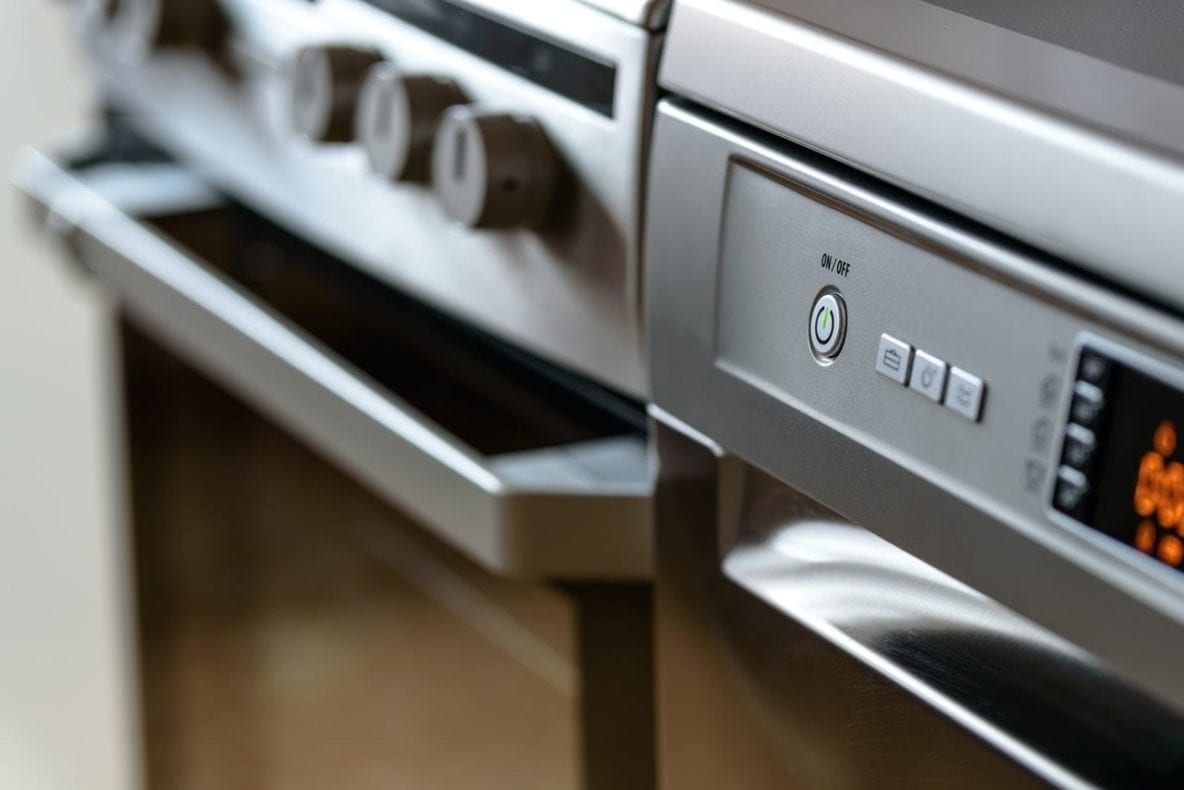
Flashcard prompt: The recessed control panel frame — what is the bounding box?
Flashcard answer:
[646,99,1184,715]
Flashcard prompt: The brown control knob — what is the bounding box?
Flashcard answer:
[356,64,468,183]
[431,108,558,229]
[110,0,228,61]
[290,45,384,144]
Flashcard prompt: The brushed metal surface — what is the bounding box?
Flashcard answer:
[645,100,1184,715]
[75,0,659,395]
[661,0,1184,312]
[920,0,1184,86]
[652,417,1184,788]
[15,146,653,581]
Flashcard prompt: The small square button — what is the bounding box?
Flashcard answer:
[945,367,985,422]
[1054,466,1090,521]
[1076,349,1113,389]
[1069,381,1106,430]
[875,334,912,384]
[1061,424,1097,473]
[908,350,948,402]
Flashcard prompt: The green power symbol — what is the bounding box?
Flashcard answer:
[815,305,834,344]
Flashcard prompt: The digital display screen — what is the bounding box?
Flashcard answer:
[360,0,617,117]
[1075,355,1184,572]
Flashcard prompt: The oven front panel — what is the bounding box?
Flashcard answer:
[645,98,1184,716]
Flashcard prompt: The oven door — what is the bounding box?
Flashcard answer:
[14,132,651,582]
[14,128,654,788]
[653,417,1184,788]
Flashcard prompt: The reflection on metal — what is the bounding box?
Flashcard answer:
[724,475,1184,788]
[653,420,1184,789]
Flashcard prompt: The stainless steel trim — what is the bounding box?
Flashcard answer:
[15,145,652,580]
[661,0,1184,311]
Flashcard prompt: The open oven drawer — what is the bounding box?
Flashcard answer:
[14,135,651,581]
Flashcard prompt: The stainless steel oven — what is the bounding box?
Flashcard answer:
[22,1,674,785]
[16,120,655,787]
[645,1,1184,783]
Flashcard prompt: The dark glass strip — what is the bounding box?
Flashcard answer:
[361,0,617,117]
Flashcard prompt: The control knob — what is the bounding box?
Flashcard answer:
[431,107,558,229]
[290,45,384,143]
[109,0,229,61]
[355,63,468,183]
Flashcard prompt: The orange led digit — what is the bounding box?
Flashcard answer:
[1133,451,1162,518]
[1135,521,1158,554]
[1131,421,1184,534]
[1157,535,1184,567]
[1155,420,1178,456]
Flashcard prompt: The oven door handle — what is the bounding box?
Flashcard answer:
[14,145,651,580]
[713,474,1184,785]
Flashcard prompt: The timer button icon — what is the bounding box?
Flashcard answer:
[809,292,847,362]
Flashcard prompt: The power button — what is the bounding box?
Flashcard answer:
[809,292,846,361]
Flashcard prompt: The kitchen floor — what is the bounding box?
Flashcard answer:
[122,325,581,789]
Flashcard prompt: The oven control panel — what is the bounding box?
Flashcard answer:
[74,0,659,395]
[646,99,1184,712]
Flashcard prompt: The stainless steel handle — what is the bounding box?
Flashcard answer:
[14,145,651,580]
[715,458,1182,787]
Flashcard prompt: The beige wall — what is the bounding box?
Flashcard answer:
[0,3,140,789]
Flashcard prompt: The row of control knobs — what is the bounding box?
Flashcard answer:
[291,46,557,230]
[90,0,559,230]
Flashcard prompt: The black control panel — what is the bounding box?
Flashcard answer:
[1053,344,1184,573]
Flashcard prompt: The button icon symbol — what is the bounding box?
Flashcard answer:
[814,306,835,344]
[1039,374,1061,409]
[908,350,948,403]
[1055,470,1088,512]
[1024,459,1046,494]
[808,292,846,362]
[1069,381,1105,428]
[875,334,912,384]
[1031,417,1052,451]
[944,366,984,421]
[1053,466,1090,519]
[1064,439,1092,469]
[1078,350,1112,387]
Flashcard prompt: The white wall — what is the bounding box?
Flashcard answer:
[0,3,140,788]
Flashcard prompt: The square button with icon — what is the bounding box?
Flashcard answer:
[945,367,985,422]
[875,334,913,384]
[909,350,948,402]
